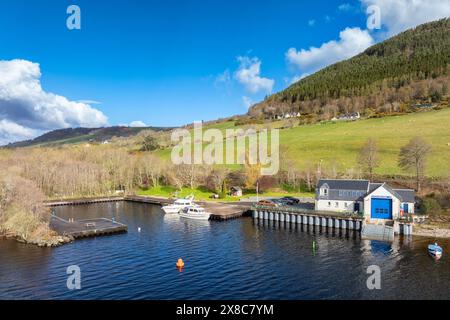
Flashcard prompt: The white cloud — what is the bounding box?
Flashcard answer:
[129,121,147,127]
[242,96,253,109]
[0,59,108,145]
[234,56,274,94]
[361,0,450,36]
[286,27,374,74]
[214,69,231,86]
[308,19,316,27]
[0,119,39,145]
[339,3,355,11]
[77,99,102,105]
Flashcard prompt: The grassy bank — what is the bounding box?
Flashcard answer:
[154,108,450,178]
[137,186,314,202]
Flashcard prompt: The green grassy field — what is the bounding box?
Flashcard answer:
[155,108,450,177]
[137,185,314,201]
[279,109,450,177]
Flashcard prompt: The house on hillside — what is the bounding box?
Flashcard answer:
[331,112,360,121]
[230,186,243,197]
[315,179,415,222]
[274,112,301,120]
[413,103,435,109]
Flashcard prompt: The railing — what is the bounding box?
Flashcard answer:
[252,205,364,220]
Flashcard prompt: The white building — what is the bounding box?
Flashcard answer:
[331,112,360,121]
[315,179,415,222]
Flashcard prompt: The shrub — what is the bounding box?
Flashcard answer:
[141,135,159,151]
[420,197,442,215]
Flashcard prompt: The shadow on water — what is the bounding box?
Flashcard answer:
[1,202,449,300]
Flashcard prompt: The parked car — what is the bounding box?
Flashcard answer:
[279,196,300,205]
[271,199,289,206]
[257,199,278,207]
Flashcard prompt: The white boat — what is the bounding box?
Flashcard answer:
[179,206,211,221]
[428,243,443,259]
[162,198,195,214]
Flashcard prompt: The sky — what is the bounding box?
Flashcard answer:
[1,0,450,144]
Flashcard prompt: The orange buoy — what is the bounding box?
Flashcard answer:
[176,258,185,269]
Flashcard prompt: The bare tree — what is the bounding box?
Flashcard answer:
[205,168,228,193]
[358,138,379,180]
[398,137,432,192]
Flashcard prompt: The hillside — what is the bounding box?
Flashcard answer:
[154,108,450,177]
[4,126,172,148]
[250,18,450,119]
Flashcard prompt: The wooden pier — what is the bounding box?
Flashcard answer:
[125,195,252,220]
[124,195,172,205]
[50,215,127,239]
[45,196,124,207]
[199,201,252,220]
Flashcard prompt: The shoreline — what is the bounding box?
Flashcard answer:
[0,231,74,247]
[3,195,450,247]
[412,225,450,239]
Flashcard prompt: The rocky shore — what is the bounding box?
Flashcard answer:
[413,225,450,239]
[1,231,74,247]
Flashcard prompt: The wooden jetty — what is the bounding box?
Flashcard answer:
[50,215,127,239]
[124,196,252,220]
[45,196,124,207]
[199,201,252,220]
[124,195,172,206]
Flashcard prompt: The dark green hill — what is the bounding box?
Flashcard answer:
[5,126,172,148]
[250,18,450,118]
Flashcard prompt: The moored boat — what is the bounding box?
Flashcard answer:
[179,206,211,221]
[162,197,196,214]
[428,243,443,259]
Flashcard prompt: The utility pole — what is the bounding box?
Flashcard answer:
[256,181,259,203]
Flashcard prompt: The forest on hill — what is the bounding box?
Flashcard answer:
[250,19,450,120]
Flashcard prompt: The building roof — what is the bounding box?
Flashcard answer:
[316,179,415,203]
[393,189,415,203]
[368,183,383,193]
[365,183,415,203]
[317,179,369,191]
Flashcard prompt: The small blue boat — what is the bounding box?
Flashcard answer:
[428,243,443,259]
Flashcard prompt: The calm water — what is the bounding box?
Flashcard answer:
[0,202,449,300]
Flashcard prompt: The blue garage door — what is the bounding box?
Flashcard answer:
[371,198,392,219]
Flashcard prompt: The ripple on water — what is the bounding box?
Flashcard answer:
[1,202,449,300]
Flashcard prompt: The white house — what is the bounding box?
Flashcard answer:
[331,112,361,122]
[275,112,301,120]
[315,179,415,222]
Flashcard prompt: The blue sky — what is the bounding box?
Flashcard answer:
[1,0,449,143]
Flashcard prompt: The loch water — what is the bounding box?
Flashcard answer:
[0,202,449,299]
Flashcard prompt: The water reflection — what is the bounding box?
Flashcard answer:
[0,202,449,300]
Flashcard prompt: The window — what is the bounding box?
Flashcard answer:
[345,203,348,208]
[335,202,339,207]
[328,202,331,207]
[321,188,328,196]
